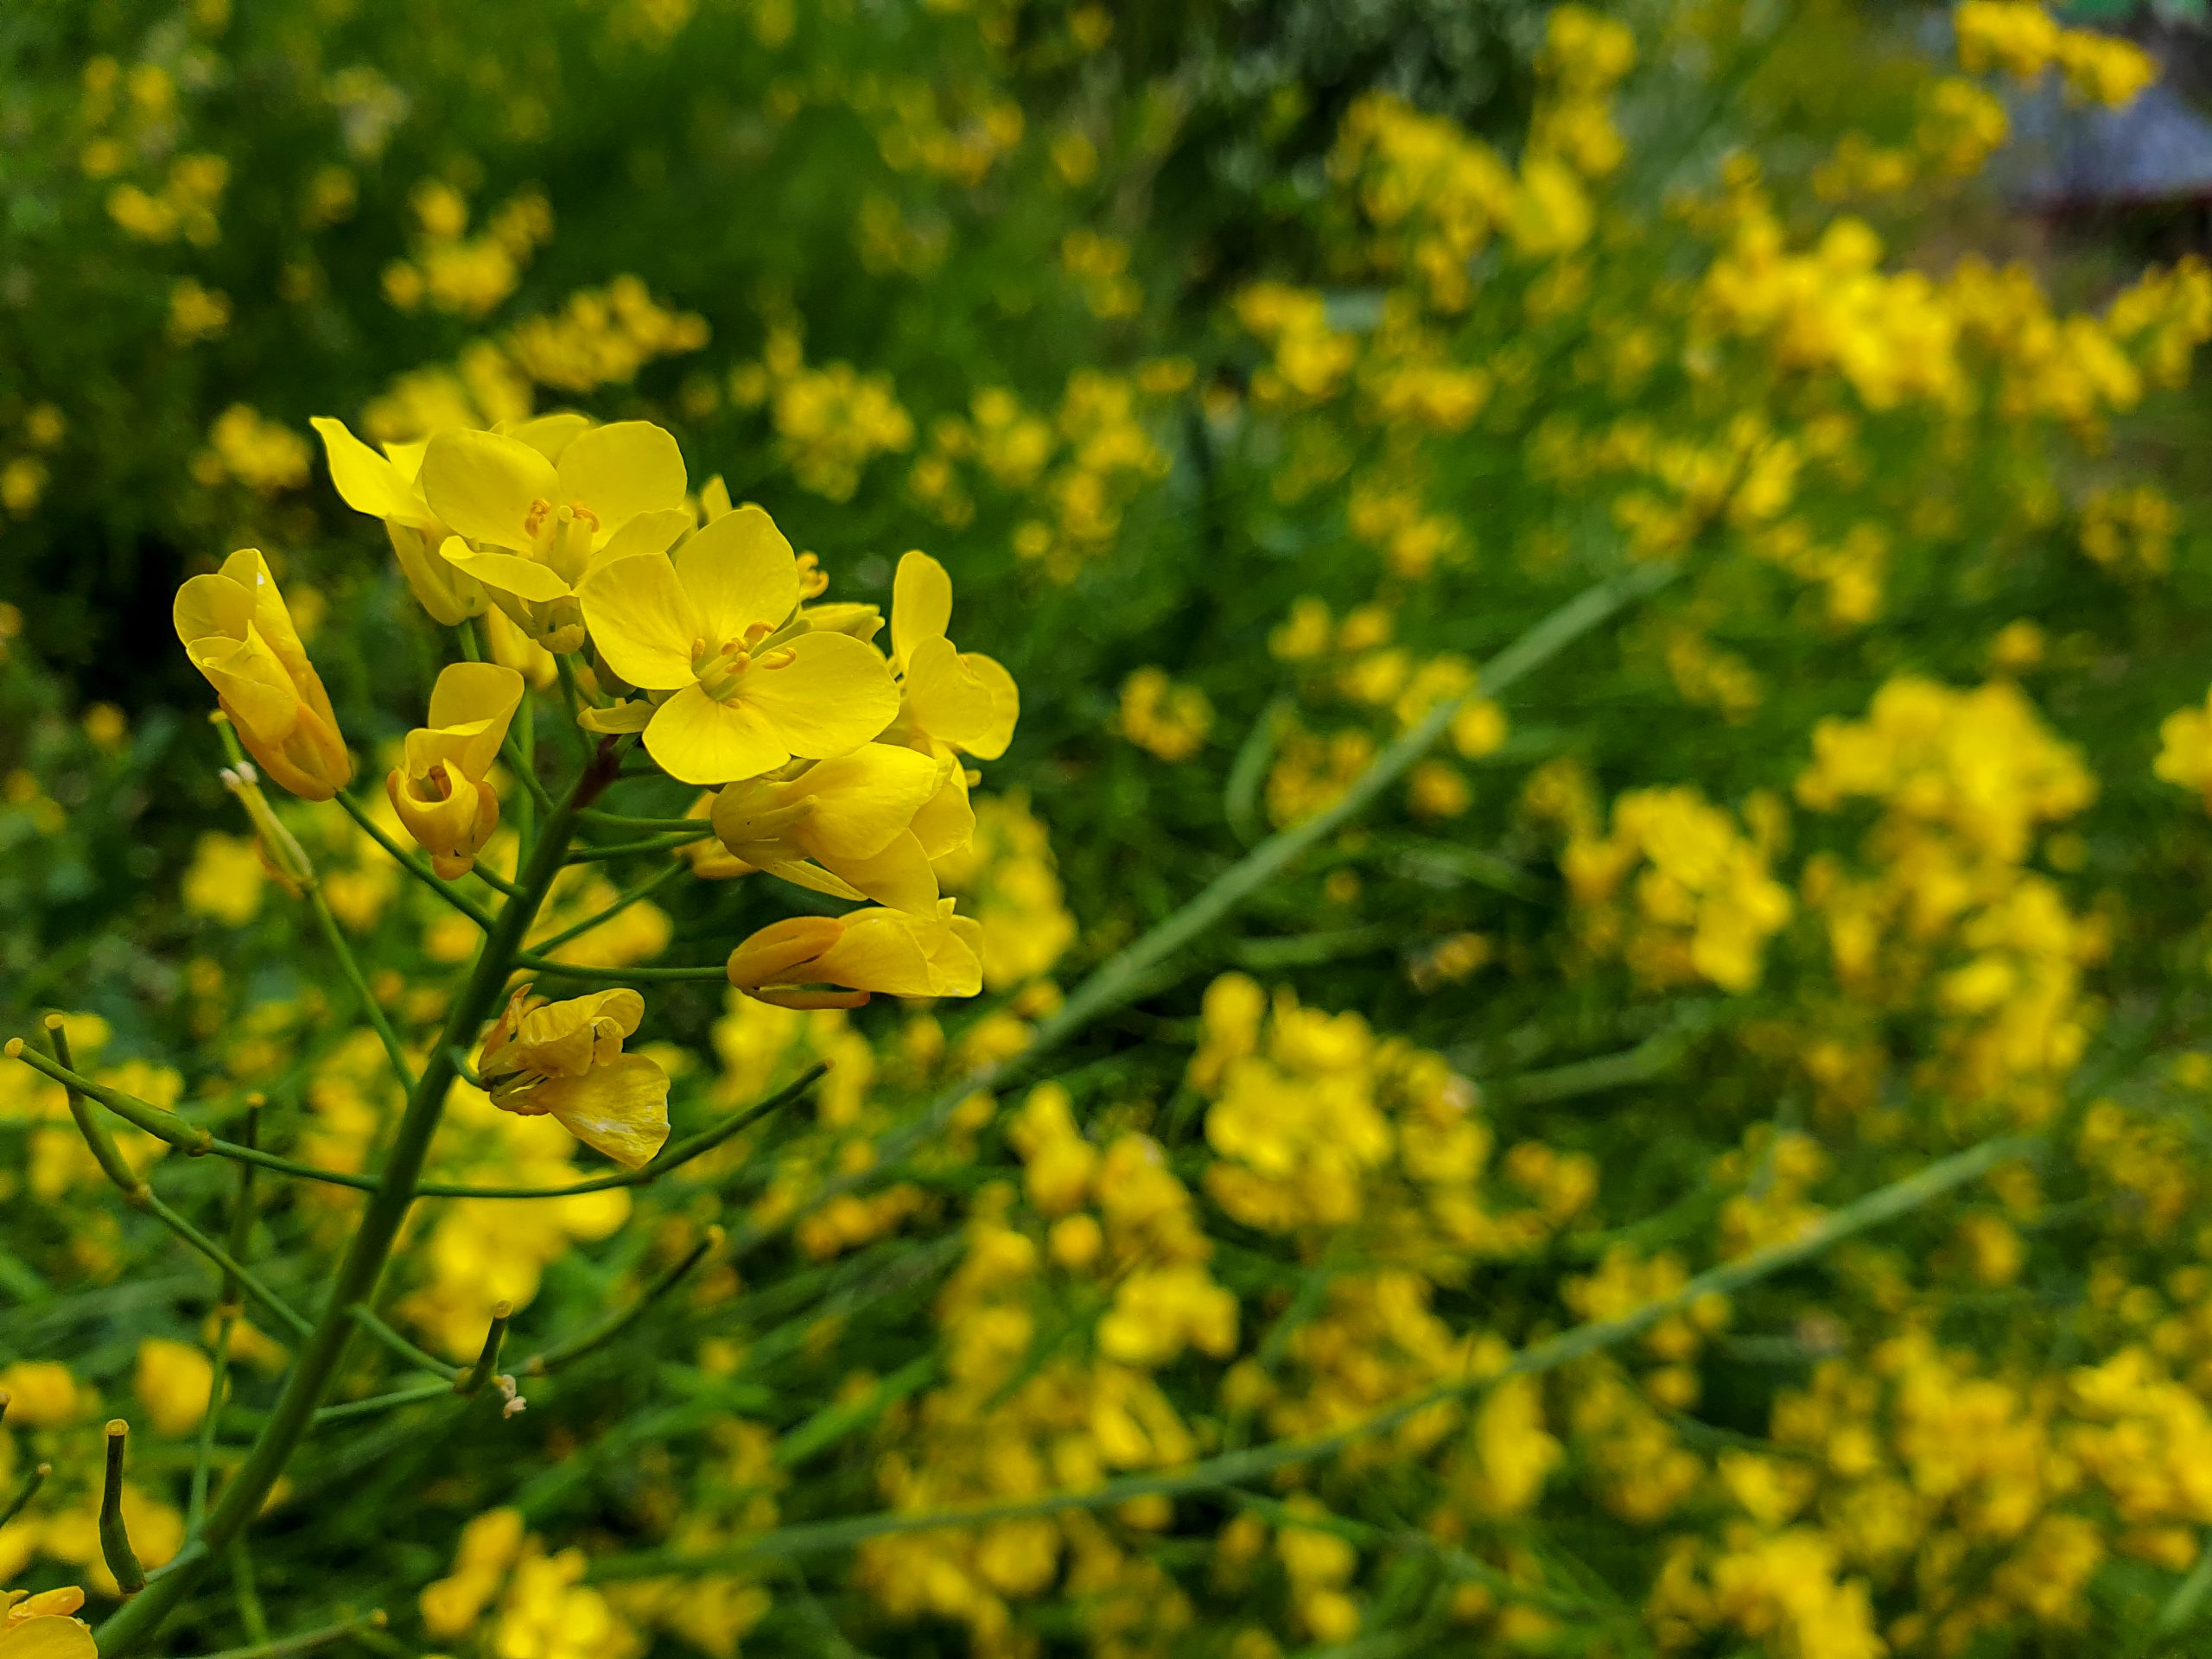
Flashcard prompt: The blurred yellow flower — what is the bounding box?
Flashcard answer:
[174,549,353,800]
[134,1337,215,1437]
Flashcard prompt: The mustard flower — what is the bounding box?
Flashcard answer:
[385,662,526,879]
[313,415,488,625]
[576,504,899,785]
[710,743,962,912]
[1,1589,96,1659]
[475,985,671,1169]
[174,549,353,800]
[422,419,693,652]
[726,906,982,1008]
[885,550,1017,763]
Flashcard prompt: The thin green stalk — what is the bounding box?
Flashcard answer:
[512,956,726,982]
[98,748,619,1657]
[717,562,1679,1268]
[513,687,537,854]
[189,1610,389,1659]
[522,1226,721,1376]
[454,1303,512,1396]
[471,863,526,899]
[590,1128,2033,1581]
[104,1064,819,1201]
[576,811,713,835]
[9,1041,211,1153]
[192,1112,257,1530]
[311,1384,457,1429]
[141,1195,311,1343]
[563,831,710,861]
[230,1541,269,1644]
[305,887,416,1092]
[527,860,687,954]
[347,1307,459,1380]
[332,792,495,931]
[460,619,557,815]
[0,1461,48,1530]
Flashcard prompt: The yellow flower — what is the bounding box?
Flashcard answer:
[711,744,960,912]
[726,905,983,1008]
[475,985,671,1169]
[577,504,899,785]
[385,662,525,879]
[313,415,487,626]
[135,1336,215,1437]
[174,549,353,800]
[422,419,693,652]
[1,1588,96,1659]
[886,550,1018,763]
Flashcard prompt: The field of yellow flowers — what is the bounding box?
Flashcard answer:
[12,0,2212,1655]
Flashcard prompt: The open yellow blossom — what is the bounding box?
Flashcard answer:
[711,744,962,912]
[726,904,983,1008]
[312,415,487,625]
[577,504,899,785]
[475,985,671,1169]
[385,662,525,879]
[174,549,353,800]
[1,1588,96,1659]
[885,550,1018,763]
[422,419,693,652]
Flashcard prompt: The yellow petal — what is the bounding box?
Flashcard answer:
[514,987,645,1075]
[728,916,847,988]
[174,570,255,648]
[738,632,899,759]
[910,769,976,861]
[188,634,302,746]
[755,857,870,904]
[426,661,525,778]
[579,554,700,692]
[422,429,558,552]
[787,745,945,861]
[891,550,953,673]
[815,906,982,997]
[645,684,790,785]
[313,416,435,526]
[577,697,655,734]
[556,421,688,537]
[540,1053,671,1169]
[390,523,487,625]
[583,508,692,576]
[442,541,575,605]
[905,638,1018,760]
[499,411,592,461]
[675,505,800,645]
[825,830,940,914]
[698,474,734,520]
[0,1617,99,1659]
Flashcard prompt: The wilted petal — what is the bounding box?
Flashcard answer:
[539,1053,671,1169]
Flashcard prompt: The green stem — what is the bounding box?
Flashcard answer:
[563,831,709,861]
[96,749,616,1657]
[311,1383,456,1428]
[93,1065,820,1202]
[575,812,710,835]
[306,887,416,1092]
[0,1461,48,1529]
[189,1611,390,1659]
[513,686,537,854]
[332,792,495,931]
[591,1128,2034,1581]
[512,956,726,982]
[192,1114,257,1530]
[141,1195,310,1342]
[10,1042,211,1153]
[347,1307,459,1380]
[522,1226,721,1376]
